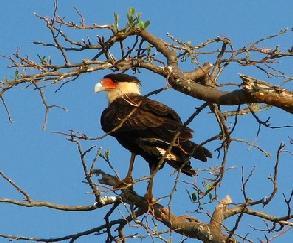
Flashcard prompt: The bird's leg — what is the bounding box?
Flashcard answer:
[113,153,136,190]
[146,175,154,202]
[126,153,136,179]
[144,164,157,213]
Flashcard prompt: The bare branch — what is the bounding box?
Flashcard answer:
[0,170,31,202]
[262,143,285,206]
[0,218,125,242]
[210,195,233,232]
[0,195,118,211]
[96,169,235,242]
[241,75,293,113]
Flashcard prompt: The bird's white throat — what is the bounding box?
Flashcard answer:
[107,82,141,103]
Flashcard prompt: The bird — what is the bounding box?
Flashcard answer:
[94,73,212,200]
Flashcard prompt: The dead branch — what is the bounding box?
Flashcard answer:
[96,169,235,242]
[241,75,293,113]
[0,196,118,211]
[0,218,125,242]
[1,26,292,113]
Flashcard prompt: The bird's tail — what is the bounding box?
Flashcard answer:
[182,141,212,162]
[167,159,196,176]
[138,137,211,176]
[172,142,212,176]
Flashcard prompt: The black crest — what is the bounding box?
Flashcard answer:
[104,73,140,84]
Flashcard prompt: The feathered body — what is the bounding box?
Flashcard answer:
[100,91,211,176]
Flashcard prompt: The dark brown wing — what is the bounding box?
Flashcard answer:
[100,94,211,176]
[101,94,192,141]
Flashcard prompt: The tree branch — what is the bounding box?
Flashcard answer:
[241,75,293,113]
[96,169,235,242]
[0,196,119,211]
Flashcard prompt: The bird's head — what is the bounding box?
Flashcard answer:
[95,73,141,103]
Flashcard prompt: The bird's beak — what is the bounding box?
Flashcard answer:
[94,82,104,93]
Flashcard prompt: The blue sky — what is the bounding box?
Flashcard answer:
[0,1,292,242]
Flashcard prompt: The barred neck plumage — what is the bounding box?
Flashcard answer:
[107,82,141,103]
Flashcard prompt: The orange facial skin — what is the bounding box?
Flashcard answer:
[101,78,118,90]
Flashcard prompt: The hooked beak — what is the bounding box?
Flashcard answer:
[94,82,104,93]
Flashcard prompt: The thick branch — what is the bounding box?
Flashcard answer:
[139,30,178,65]
[210,196,233,232]
[2,27,292,114]
[166,74,292,114]
[137,30,293,113]
[241,75,293,113]
[96,169,234,243]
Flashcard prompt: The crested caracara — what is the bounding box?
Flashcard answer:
[95,73,211,199]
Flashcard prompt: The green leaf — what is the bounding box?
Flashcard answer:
[127,15,133,25]
[208,193,213,201]
[191,192,197,202]
[138,20,145,29]
[128,7,135,17]
[97,148,103,157]
[206,184,213,191]
[105,150,110,160]
[265,152,270,157]
[113,12,119,32]
[127,7,137,26]
[146,44,153,55]
[14,70,19,79]
[114,12,119,23]
[143,20,150,29]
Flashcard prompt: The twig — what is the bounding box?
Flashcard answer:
[33,83,67,130]
[0,170,31,202]
[0,96,13,123]
[262,143,285,206]
[0,218,125,242]
[75,140,101,202]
